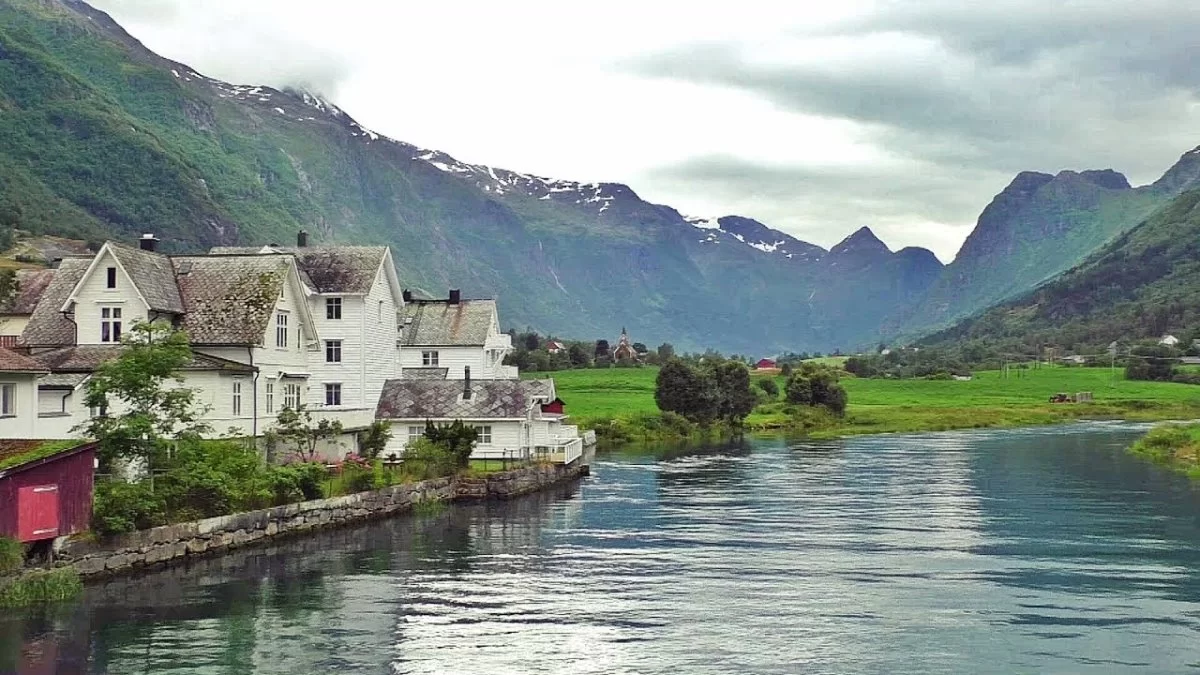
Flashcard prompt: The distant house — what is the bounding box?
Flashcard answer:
[0,347,49,439]
[1160,334,1180,347]
[1061,355,1087,365]
[0,440,96,545]
[612,327,638,361]
[546,340,567,355]
[755,358,777,370]
[0,268,56,347]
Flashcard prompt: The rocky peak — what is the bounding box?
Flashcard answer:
[829,226,890,257]
[1151,145,1200,195]
[1078,169,1131,191]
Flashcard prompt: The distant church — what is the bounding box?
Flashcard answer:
[612,327,638,361]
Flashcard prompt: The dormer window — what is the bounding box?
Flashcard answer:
[326,297,342,320]
[105,267,117,289]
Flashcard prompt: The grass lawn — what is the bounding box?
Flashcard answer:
[529,365,1200,438]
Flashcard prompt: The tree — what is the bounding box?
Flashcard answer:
[655,359,719,424]
[595,339,611,358]
[79,321,210,472]
[711,361,756,426]
[524,333,541,351]
[357,421,393,459]
[1125,345,1178,382]
[423,419,479,469]
[568,343,591,368]
[274,405,345,462]
[632,342,648,355]
[785,366,848,416]
[780,362,793,377]
[755,377,779,399]
[657,343,675,361]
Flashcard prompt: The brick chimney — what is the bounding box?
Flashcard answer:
[297,230,308,247]
[139,234,159,252]
[463,366,471,400]
[448,289,461,305]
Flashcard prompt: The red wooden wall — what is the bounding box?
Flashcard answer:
[541,398,565,415]
[0,447,95,541]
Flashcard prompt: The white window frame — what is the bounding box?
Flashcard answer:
[407,425,424,441]
[232,379,243,417]
[265,379,275,414]
[0,383,15,417]
[474,425,492,445]
[276,312,289,349]
[105,266,117,289]
[326,297,342,320]
[283,382,301,410]
[326,340,342,363]
[422,350,439,367]
[324,383,342,407]
[101,306,122,343]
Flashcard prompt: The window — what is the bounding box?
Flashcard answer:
[265,380,275,414]
[101,307,122,343]
[422,350,439,366]
[0,384,14,416]
[284,382,301,410]
[474,425,492,445]
[326,297,342,320]
[326,340,342,363]
[105,267,117,289]
[407,425,424,441]
[232,380,243,417]
[324,383,342,406]
[276,312,289,348]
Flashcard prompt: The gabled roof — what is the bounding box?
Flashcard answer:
[38,373,90,390]
[21,258,90,347]
[63,243,184,314]
[209,245,389,295]
[376,379,543,419]
[171,255,304,346]
[0,269,57,316]
[0,347,48,373]
[30,345,253,373]
[400,299,497,346]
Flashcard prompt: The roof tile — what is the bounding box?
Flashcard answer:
[400,300,496,346]
[376,379,547,419]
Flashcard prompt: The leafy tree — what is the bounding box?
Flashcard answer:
[594,339,610,358]
[655,359,719,424]
[632,342,648,354]
[423,419,479,469]
[524,333,541,351]
[711,360,756,426]
[1125,345,1179,382]
[780,362,794,377]
[657,343,675,361]
[273,405,344,462]
[755,377,779,399]
[79,321,209,472]
[357,421,393,459]
[568,343,591,368]
[785,366,848,416]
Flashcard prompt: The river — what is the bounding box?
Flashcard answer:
[5,422,1200,674]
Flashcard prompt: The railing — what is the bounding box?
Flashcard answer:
[532,437,583,465]
[303,406,376,430]
[559,424,579,439]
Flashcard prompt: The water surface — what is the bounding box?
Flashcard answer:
[6,422,1200,674]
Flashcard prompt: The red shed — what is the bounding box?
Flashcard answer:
[0,441,96,543]
[541,397,566,415]
[755,359,777,370]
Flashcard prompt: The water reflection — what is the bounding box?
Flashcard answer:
[8,423,1200,673]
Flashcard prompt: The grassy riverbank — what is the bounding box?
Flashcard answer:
[1128,424,1200,479]
[528,366,1200,443]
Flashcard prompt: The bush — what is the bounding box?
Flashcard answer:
[755,378,779,399]
[265,462,328,504]
[785,365,849,417]
[358,421,392,460]
[402,437,459,479]
[0,537,22,575]
[93,480,166,535]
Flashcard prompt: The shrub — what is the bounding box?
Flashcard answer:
[785,366,849,417]
[92,480,166,535]
[423,420,479,469]
[0,537,22,575]
[358,421,392,460]
[755,378,779,399]
[402,437,459,479]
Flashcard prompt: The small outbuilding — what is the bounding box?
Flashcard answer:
[755,359,777,370]
[0,440,96,544]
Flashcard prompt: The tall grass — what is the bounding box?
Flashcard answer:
[0,568,82,608]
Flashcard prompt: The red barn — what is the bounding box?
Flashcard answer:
[0,441,96,543]
[755,359,777,370]
[541,397,566,415]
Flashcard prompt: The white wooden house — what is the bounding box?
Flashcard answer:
[398,293,516,380]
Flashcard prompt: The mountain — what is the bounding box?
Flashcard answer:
[0,0,942,354]
[922,187,1200,353]
[888,154,1200,339]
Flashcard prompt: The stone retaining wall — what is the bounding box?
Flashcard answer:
[59,459,589,579]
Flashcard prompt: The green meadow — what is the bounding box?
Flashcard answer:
[526,365,1200,440]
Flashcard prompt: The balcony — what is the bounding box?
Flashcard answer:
[533,437,583,465]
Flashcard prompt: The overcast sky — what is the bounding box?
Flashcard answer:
[91,0,1200,261]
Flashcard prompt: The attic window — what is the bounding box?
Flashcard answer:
[106,267,117,289]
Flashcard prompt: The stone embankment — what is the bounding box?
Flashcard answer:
[59,460,589,579]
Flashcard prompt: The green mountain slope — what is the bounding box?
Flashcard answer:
[0,0,946,354]
[889,157,1200,340]
[922,187,1200,353]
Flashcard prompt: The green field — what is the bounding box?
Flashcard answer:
[526,366,1200,439]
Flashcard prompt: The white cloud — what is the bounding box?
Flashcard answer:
[90,0,1200,262]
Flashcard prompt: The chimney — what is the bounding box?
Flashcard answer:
[448,289,461,305]
[139,233,159,252]
[297,230,308,247]
[463,366,471,400]
[402,289,413,303]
